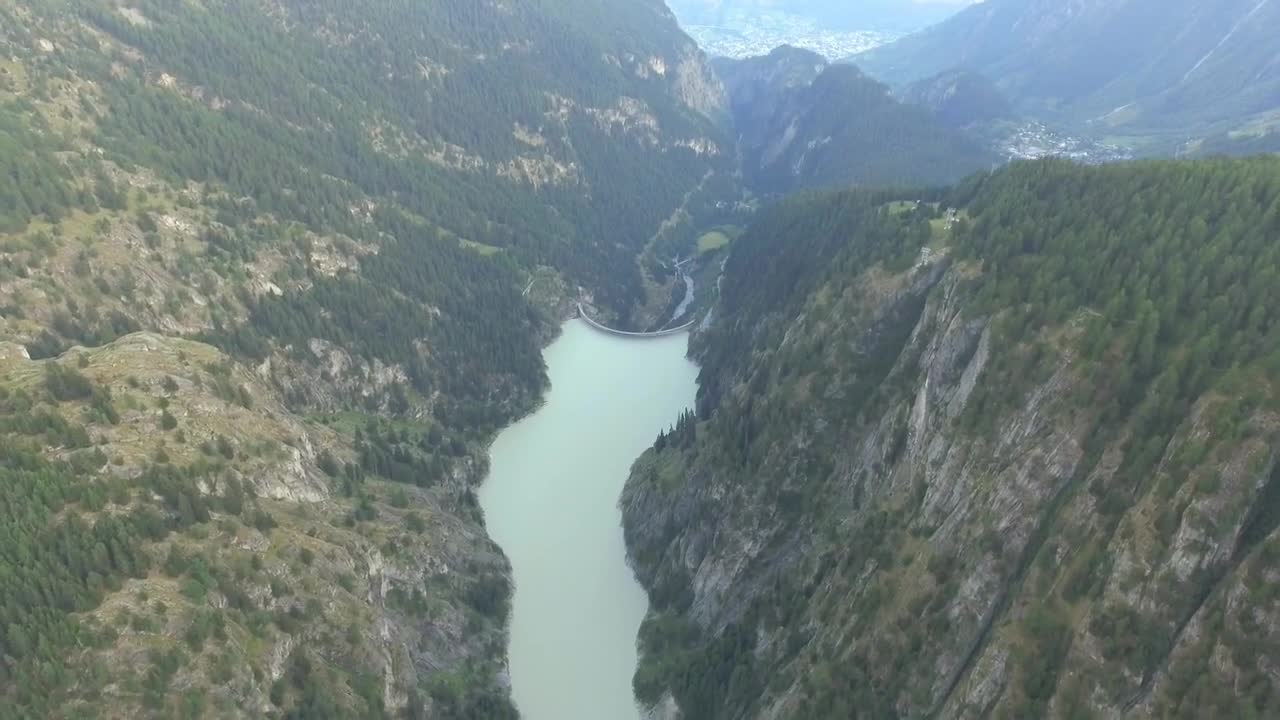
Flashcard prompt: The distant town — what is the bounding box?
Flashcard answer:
[999,122,1135,164]
[678,10,897,60]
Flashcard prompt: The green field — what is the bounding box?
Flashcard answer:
[696,226,741,255]
[929,217,949,239]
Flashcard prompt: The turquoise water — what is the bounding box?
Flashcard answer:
[478,320,698,719]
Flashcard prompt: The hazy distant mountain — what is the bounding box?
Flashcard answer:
[857,0,1280,144]
[903,70,1017,129]
[716,49,996,192]
[1189,129,1280,158]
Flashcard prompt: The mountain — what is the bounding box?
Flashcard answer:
[856,0,1280,146]
[0,0,731,716]
[903,69,1017,129]
[624,157,1280,718]
[716,50,997,193]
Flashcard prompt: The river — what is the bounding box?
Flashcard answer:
[669,268,695,326]
[478,319,699,719]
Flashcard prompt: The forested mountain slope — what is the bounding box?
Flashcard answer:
[0,0,729,716]
[856,0,1280,148]
[624,158,1280,719]
[714,49,995,193]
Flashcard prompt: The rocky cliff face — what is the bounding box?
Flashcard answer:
[673,47,731,124]
[713,46,828,146]
[623,161,1280,719]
